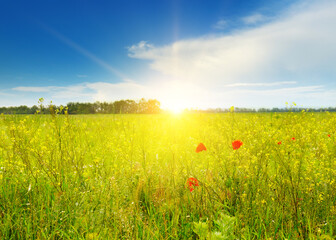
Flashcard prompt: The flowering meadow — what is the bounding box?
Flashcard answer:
[0,111,336,239]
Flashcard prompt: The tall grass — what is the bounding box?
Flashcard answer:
[0,111,336,239]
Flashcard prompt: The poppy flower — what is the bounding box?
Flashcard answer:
[292,137,296,141]
[277,141,282,145]
[187,177,199,192]
[196,143,207,153]
[232,140,243,150]
[328,134,331,137]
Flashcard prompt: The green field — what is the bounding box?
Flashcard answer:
[1,112,336,239]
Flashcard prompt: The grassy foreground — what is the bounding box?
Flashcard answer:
[0,111,336,239]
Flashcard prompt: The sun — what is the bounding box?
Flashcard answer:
[156,80,195,114]
[163,100,187,114]
[168,105,184,114]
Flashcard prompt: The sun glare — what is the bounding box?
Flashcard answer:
[170,107,184,114]
[165,103,185,114]
[157,80,197,114]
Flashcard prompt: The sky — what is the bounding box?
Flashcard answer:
[0,0,336,110]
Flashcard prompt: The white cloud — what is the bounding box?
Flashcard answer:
[86,82,151,102]
[225,81,297,87]
[12,84,93,104]
[128,0,336,89]
[213,19,227,30]
[127,41,154,59]
[6,80,332,109]
[212,85,336,108]
[12,82,154,104]
[242,13,269,25]
[10,81,207,109]
[241,85,324,95]
[0,91,15,97]
[13,85,89,96]
[13,86,55,92]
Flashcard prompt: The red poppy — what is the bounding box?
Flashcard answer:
[196,143,207,153]
[232,140,243,150]
[277,141,282,145]
[291,137,296,141]
[328,134,331,137]
[187,177,199,192]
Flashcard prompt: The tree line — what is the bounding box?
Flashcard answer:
[1,99,336,114]
[185,107,336,113]
[0,98,161,114]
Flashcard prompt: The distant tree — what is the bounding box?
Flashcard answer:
[147,99,161,113]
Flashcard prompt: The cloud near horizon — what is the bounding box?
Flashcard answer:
[8,80,335,109]
[241,13,269,25]
[213,19,227,30]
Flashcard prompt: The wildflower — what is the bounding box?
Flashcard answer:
[196,143,206,153]
[187,177,199,192]
[277,141,282,145]
[232,140,243,150]
[291,137,296,141]
[328,134,331,137]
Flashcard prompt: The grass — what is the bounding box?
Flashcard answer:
[0,111,336,239]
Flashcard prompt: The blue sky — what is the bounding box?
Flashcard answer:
[1,0,336,110]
